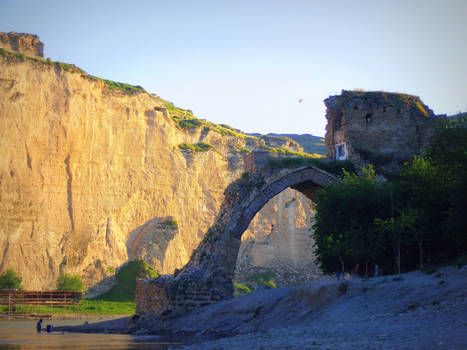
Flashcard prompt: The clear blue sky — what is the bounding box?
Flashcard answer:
[1,0,466,136]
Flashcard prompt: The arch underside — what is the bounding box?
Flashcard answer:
[220,167,335,276]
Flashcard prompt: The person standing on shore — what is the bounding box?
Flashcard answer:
[36,319,42,332]
[353,264,359,278]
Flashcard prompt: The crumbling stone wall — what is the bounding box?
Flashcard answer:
[325,90,445,176]
[0,32,44,57]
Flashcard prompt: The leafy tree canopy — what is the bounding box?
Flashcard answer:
[56,273,85,292]
[0,269,23,290]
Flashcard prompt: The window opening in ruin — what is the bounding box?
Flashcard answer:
[334,113,343,129]
[335,143,348,160]
[365,113,372,124]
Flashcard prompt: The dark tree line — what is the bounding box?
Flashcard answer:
[312,126,467,276]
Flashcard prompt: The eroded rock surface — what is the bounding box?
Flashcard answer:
[0,32,44,57]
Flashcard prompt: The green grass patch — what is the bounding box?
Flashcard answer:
[267,157,355,176]
[163,100,259,141]
[94,260,158,302]
[0,48,145,94]
[234,282,253,296]
[178,142,213,152]
[160,218,178,229]
[85,75,145,94]
[0,299,135,315]
[264,146,324,159]
[0,48,85,74]
[248,271,277,289]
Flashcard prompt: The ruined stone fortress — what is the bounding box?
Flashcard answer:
[325,90,445,176]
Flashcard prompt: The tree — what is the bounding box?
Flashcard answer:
[0,269,23,290]
[56,273,84,292]
[313,166,391,275]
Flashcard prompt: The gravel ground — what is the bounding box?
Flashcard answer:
[173,265,467,349]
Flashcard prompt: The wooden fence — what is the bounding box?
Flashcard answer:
[0,290,82,319]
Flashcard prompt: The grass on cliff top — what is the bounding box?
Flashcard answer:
[163,100,259,140]
[94,260,158,302]
[264,146,324,159]
[0,48,145,94]
[267,157,355,176]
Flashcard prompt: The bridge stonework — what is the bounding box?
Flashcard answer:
[135,166,335,318]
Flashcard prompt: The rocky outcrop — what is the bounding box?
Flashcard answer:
[325,90,445,176]
[0,32,44,57]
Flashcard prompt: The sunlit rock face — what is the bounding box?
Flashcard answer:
[235,188,325,287]
[0,50,245,289]
[0,43,325,291]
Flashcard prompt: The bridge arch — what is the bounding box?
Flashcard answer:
[136,166,335,317]
[217,166,335,278]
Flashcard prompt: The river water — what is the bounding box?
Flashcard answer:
[0,320,181,349]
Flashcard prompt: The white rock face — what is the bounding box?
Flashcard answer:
[236,188,324,287]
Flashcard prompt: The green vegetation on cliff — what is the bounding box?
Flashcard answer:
[179,142,214,152]
[0,48,146,94]
[163,101,260,140]
[95,260,158,302]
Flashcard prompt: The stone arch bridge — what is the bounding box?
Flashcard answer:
[135,165,335,317]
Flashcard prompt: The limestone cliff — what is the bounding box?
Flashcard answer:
[0,43,321,291]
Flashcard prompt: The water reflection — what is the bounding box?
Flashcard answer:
[0,321,180,349]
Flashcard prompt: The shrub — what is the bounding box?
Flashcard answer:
[178,142,213,152]
[95,260,158,301]
[249,271,277,289]
[56,273,84,292]
[234,282,253,295]
[0,269,23,290]
[160,218,178,229]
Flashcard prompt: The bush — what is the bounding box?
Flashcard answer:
[56,273,84,292]
[178,142,213,152]
[95,260,158,301]
[0,269,23,290]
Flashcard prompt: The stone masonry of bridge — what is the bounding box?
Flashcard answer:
[135,166,335,317]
